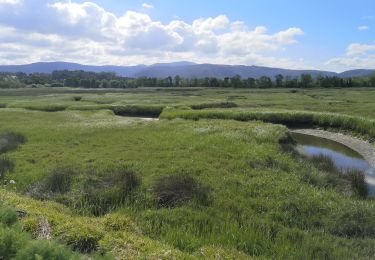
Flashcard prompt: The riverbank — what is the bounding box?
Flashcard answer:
[290,129,375,169]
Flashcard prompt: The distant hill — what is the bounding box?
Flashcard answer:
[0,62,373,79]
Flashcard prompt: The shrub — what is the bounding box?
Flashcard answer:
[153,174,211,208]
[14,240,80,260]
[0,226,27,259]
[0,206,18,226]
[0,103,6,108]
[0,131,27,154]
[73,96,82,101]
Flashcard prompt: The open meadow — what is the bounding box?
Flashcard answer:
[1,87,375,259]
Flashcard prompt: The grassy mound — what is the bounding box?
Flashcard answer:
[161,108,375,139]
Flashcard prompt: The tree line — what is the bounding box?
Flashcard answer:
[1,70,375,89]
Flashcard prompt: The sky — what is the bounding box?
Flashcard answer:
[0,0,374,71]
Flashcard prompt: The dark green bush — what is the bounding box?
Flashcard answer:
[0,206,18,226]
[0,226,27,259]
[0,104,6,108]
[73,96,82,101]
[0,131,27,154]
[15,240,80,260]
[153,174,211,208]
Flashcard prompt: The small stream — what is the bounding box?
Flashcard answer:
[291,132,375,197]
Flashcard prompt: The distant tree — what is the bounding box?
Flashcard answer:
[370,72,375,87]
[256,76,273,88]
[244,77,256,88]
[174,75,181,87]
[231,75,243,88]
[275,74,284,88]
[299,74,313,88]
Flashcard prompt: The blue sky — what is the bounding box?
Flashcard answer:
[0,0,374,71]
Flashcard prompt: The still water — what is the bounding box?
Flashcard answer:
[291,132,375,197]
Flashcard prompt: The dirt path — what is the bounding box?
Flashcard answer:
[290,129,375,168]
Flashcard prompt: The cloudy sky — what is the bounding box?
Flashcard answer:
[0,0,374,71]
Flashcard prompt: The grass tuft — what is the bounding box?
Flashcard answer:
[153,174,211,208]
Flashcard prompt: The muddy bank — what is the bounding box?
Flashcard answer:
[290,129,375,169]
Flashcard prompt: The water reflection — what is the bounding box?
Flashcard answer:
[291,132,375,196]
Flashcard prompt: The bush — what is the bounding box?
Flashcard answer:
[73,96,82,101]
[0,103,6,108]
[0,131,27,154]
[15,240,80,260]
[153,174,211,208]
[0,226,27,259]
[0,206,18,226]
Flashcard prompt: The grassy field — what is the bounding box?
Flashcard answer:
[1,87,375,259]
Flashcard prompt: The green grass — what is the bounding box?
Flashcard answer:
[161,108,375,139]
[0,87,374,259]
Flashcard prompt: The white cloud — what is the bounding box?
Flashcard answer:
[0,0,21,5]
[346,43,375,56]
[0,1,305,68]
[326,43,375,71]
[142,3,153,9]
[358,25,369,31]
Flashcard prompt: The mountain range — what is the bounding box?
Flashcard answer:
[0,62,373,79]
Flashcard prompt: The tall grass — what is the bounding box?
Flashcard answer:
[111,105,164,118]
[190,102,238,110]
[161,108,375,138]
[153,174,211,208]
[299,154,369,198]
[0,155,14,179]
[24,104,67,112]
